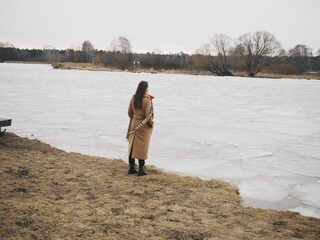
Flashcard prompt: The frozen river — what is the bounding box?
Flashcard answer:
[1,63,320,218]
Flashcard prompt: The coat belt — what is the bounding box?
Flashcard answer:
[133,116,144,120]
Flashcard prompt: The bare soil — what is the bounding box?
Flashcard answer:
[0,133,319,239]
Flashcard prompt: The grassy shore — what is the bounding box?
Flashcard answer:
[51,62,320,80]
[3,61,319,80]
[1,133,319,239]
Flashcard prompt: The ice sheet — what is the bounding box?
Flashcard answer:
[1,63,319,218]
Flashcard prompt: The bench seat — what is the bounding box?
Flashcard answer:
[0,118,12,135]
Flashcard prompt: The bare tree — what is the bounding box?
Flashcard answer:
[0,42,15,48]
[152,48,163,55]
[119,36,132,54]
[82,40,94,63]
[109,39,118,52]
[289,44,312,58]
[43,45,60,62]
[288,44,313,73]
[236,31,281,77]
[109,36,133,69]
[197,34,233,76]
[109,36,132,54]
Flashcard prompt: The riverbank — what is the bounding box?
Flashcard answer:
[52,62,320,80]
[1,132,319,239]
[4,61,320,80]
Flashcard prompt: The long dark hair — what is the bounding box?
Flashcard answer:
[134,81,148,109]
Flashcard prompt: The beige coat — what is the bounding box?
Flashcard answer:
[127,94,154,160]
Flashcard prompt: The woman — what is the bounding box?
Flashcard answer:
[127,81,154,176]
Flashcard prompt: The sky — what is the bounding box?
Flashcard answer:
[1,0,320,54]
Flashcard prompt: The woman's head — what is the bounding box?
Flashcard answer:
[134,81,148,109]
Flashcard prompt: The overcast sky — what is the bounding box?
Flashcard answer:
[1,0,319,54]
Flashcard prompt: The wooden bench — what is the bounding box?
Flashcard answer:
[0,118,12,135]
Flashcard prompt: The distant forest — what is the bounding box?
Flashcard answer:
[1,31,319,77]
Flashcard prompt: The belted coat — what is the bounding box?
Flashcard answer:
[127,94,154,160]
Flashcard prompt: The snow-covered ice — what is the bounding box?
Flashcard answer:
[1,63,320,218]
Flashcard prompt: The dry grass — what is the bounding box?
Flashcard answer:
[51,62,207,76]
[232,70,320,80]
[51,62,119,72]
[0,133,319,239]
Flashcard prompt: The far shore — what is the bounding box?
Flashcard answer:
[4,61,320,80]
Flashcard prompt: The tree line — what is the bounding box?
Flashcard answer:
[1,32,319,77]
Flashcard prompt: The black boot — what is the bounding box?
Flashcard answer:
[128,164,137,174]
[137,160,148,176]
[128,158,137,174]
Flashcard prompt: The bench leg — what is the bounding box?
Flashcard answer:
[0,127,6,135]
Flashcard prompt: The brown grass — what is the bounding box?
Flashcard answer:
[51,62,208,76]
[0,133,319,239]
[232,70,320,80]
